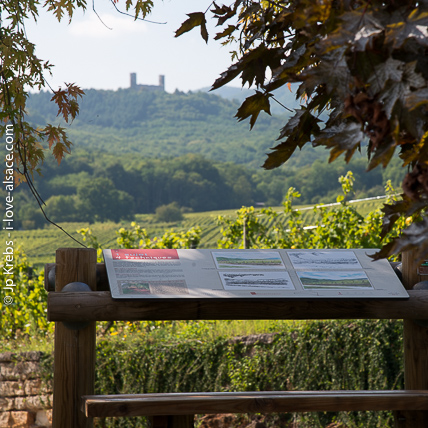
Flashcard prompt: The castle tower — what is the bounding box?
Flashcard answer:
[159,75,165,91]
[130,73,137,89]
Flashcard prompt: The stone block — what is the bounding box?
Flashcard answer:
[14,362,40,380]
[10,411,35,426]
[21,352,42,362]
[0,352,14,362]
[15,395,52,411]
[0,352,42,363]
[1,363,19,381]
[0,412,11,428]
[0,397,15,411]
[0,362,40,381]
[24,380,41,396]
[0,381,25,397]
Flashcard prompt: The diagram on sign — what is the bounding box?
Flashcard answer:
[296,271,373,290]
[288,251,362,270]
[103,249,409,299]
[219,271,294,290]
[212,251,285,269]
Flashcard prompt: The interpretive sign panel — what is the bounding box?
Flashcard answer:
[103,249,408,299]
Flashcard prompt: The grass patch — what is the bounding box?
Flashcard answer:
[0,331,55,354]
[1,320,295,354]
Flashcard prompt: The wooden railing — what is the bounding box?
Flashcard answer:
[46,248,428,428]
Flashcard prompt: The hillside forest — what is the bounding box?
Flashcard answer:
[8,87,406,229]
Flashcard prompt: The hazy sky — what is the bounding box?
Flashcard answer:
[25,1,241,93]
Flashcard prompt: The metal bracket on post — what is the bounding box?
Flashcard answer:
[47,265,56,291]
[61,282,92,330]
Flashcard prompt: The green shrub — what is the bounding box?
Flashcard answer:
[1,248,52,340]
[89,319,403,428]
[155,202,184,223]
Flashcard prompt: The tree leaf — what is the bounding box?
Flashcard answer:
[386,10,428,48]
[368,57,404,95]
[262,139,300,170]
[320,10,383,53]
[211,63,244,91]
[367,140,396,170]
[378,81,408,118]
[52,142,71,165]
[405,88,428,110]
[374,217,428,261]
[342,10,384,51]
[214,25,237,41]
[133,0,154,19]
[175,12,208,43]
[312,122,364,163]
[211,3,236,26]
[301,47,351,98]
[235,91,271,129]
[267,45,307,90]
[211,45,284,90]
[276,109,307,140]
[50,83,84,123]
[263,109,321,169]
[42,124,72,165]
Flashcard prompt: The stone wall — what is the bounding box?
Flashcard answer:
[0,334,278,428]
[0,352,52,428]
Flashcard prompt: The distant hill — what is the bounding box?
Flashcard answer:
[16,87,402,231]
[27,87,324,168]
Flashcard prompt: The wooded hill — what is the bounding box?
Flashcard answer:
[14,88,405,227]
[27,88,294,167]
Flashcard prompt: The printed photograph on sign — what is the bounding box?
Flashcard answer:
[219,271,294,290]
[118,279,189,295]
[212,251,285,269]
[296,271,373,290]
[118,281,151,295]
[287,251,362,270]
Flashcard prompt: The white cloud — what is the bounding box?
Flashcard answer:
[69,13,148,38]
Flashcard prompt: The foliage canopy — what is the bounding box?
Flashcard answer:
[177,0,428,259]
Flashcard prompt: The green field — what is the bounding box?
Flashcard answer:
[2,197,385,269]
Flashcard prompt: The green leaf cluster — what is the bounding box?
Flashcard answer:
[88,319,403,427]
[1,248,52,340]
[79,222,201,263]
[217,171,405,256]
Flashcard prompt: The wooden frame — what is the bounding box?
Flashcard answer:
[47,248,428,428]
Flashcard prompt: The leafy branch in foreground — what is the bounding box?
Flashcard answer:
[217,172,406,256]
[176,0,428,260]
[78,223,202,262]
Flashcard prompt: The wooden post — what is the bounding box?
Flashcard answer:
[243,217,247,249]
[52,248,97,428]
[396,250,428,428]
[150,415,194,428]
